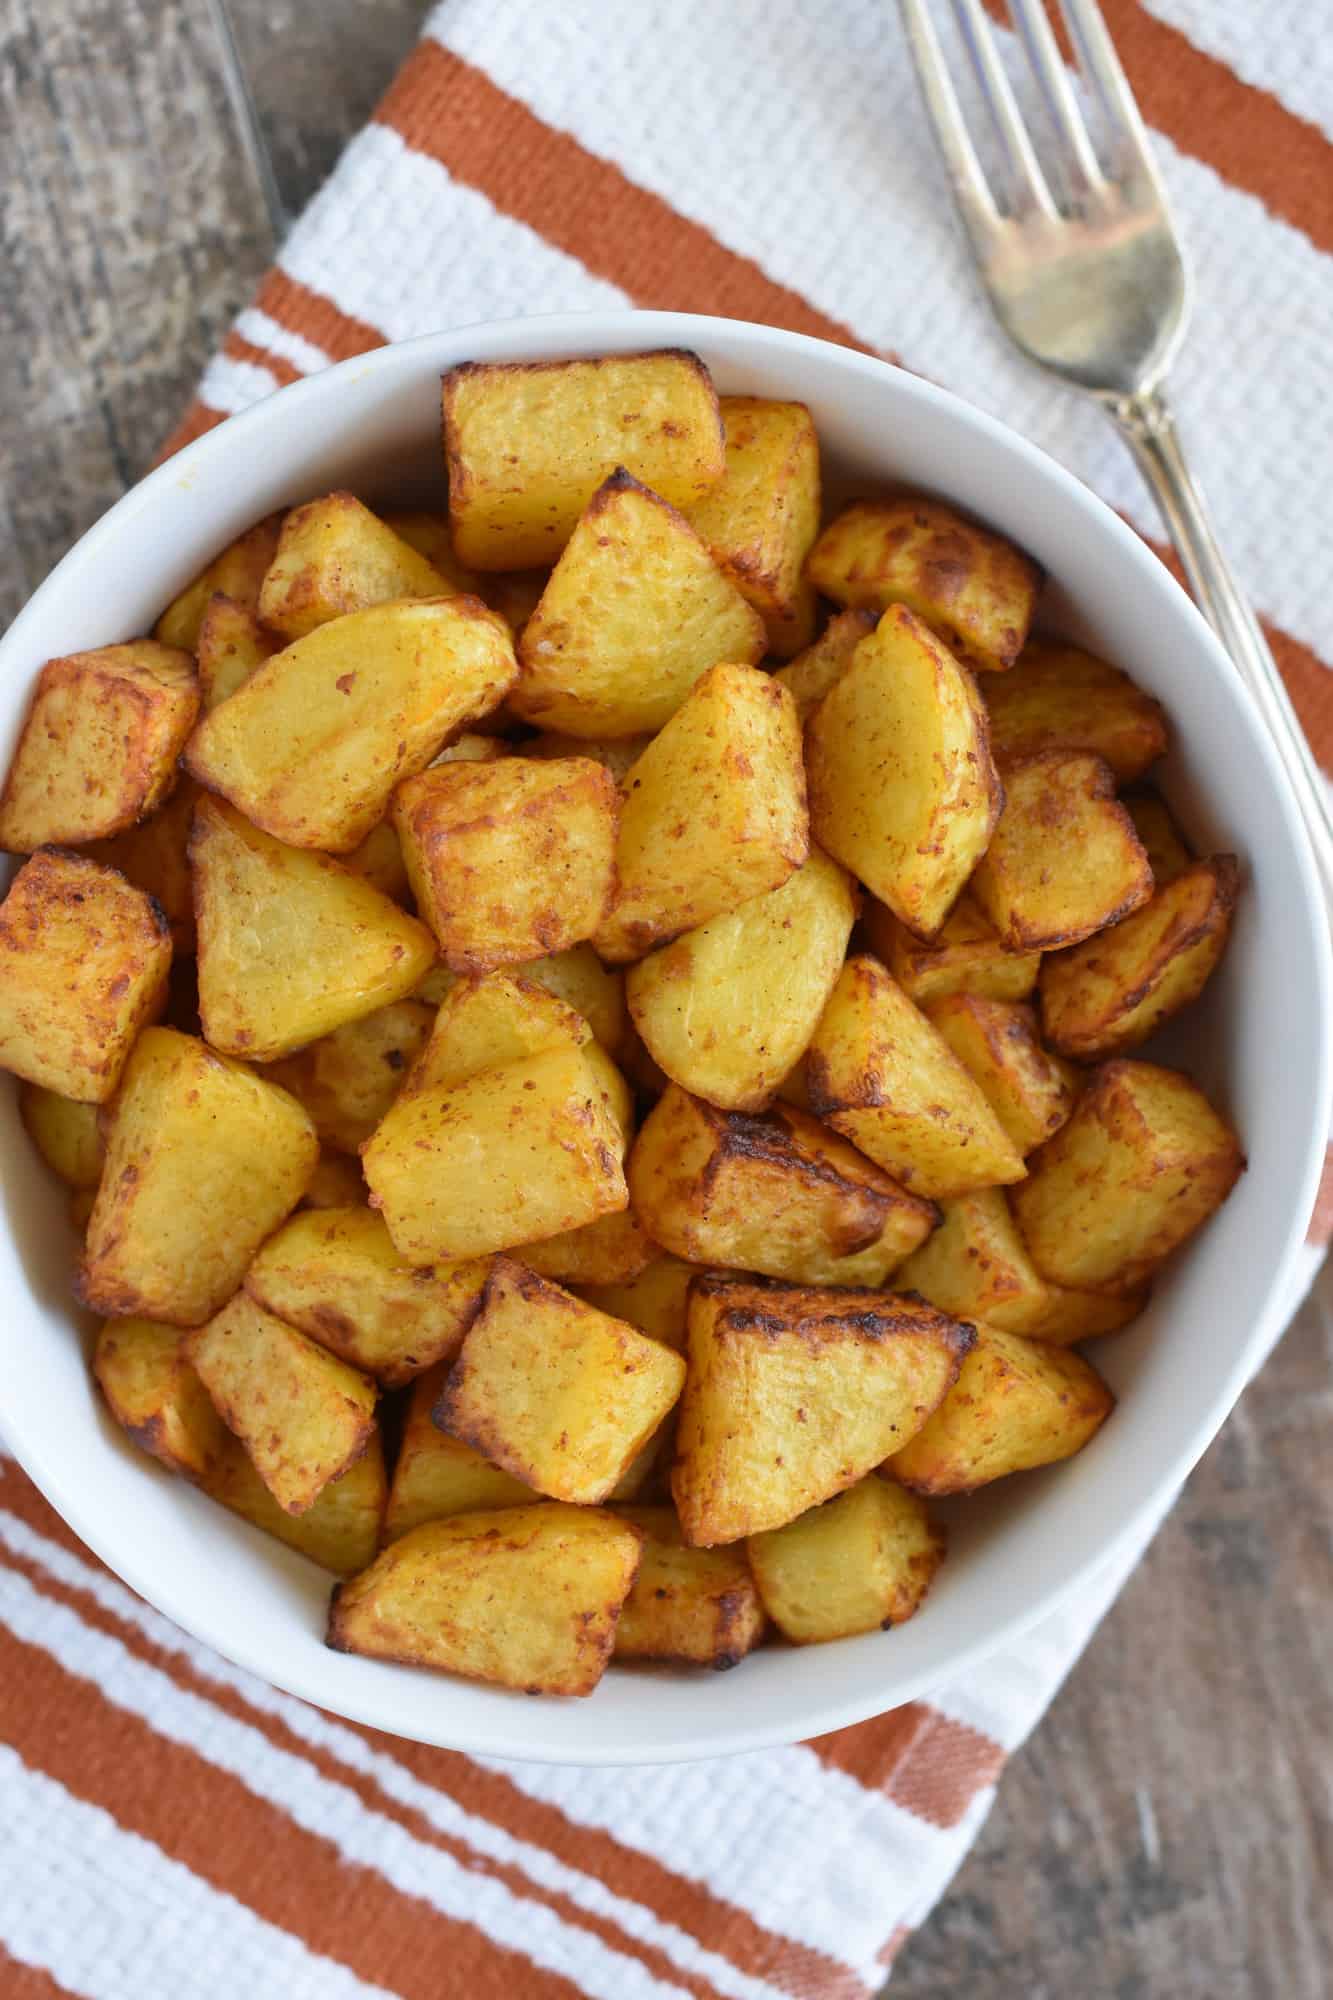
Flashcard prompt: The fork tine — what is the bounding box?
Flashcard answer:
[1059,0,1162,185]
[898,0,1003,247]
[1008,0,1106,197]
[950,0,1060,220]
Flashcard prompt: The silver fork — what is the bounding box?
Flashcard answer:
[899,0,1333,908]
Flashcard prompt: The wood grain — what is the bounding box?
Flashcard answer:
[1,3,1329,1994]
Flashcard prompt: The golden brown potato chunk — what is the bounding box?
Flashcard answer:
[578,1254,697,1353]
[512,943,626,1052]
[329,1504,643,1694]
[191,796,437,1061]
[403,971,590,1100]
[0,851,171,1101]
[383,1364,532,1541]
[629,1087,936,1286]
[78,1026,317,1325]
[806,606,1001,939]
[983,638,1168,781]
[337,819,410,904]
[19,1084,105,1189]
[595,663,808,964]
[685,396,821,657]
[1123,790,1192,887]
[186,1293,377,1515]
[1011,1059,1244,1292]
[206,1429,386,1575]
[512,470,766,737]
[890,1325,1113,1493]
[0,642,199,851]
[186,597,517,852]
[301,1151,367,1211]
[970,751,1153,951]
[155,512,284,652]
[257,492,458,638]
[394,756,618,970]
[747,1474,945,1643]
[265,1000,435,1154]
[363,1040,627,1263]
[774,606,877,718]
[804,957,1026,1199]
[195,593,278,712]
[863,890,1041,1007]
[93,1317,228,1481]
[806,496,1041,675]
[442,350,726,571]
[612,1505,766,1668]
[673,1275,973,1545]
[245,1206,489,1386]
[625,847,856,1112]
[924,994,1074,1155]
[1040,857,1239,1060]
[519,1205,658,1288]
[437,1259,685,1504]
[85,776,201,953]
[379,509,486,595]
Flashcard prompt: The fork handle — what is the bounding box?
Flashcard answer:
[1105,386,1333,917]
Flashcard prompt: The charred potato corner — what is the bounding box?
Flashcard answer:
[0,349,1245,1699]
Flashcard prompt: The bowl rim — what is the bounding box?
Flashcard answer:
[2,307,1328,1764]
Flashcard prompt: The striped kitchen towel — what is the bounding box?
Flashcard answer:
[5,4,1331,1995]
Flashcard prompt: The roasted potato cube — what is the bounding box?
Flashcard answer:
[523,732,652,785]
[0,642,199,851]
[338,819,410,903]
[613,1505,766,1667]
[804,957,1026,1198]
[301,1151,367,1211]
[186,1292,377,1515]
[19,1084,105,1188]
[0,851,171,1101]
[245,1205,489,1386]
[379,509,486,595]
[578,1254,697,1352]
[93,1317,228,1481]
[519,1205,658,1288]
[383,1364,532,1540]
[747,1474,945,1643]
[971,751,1153,951]
[626,847,857,1111]
[84,776,201,952]
[155,512,284,652]
[924,994,1074,1154]
[983,637,1168,780]
[257,492,459,638]
[1123,790,1192,887]
[394,756,618,971]
[328,1504,643,1695]
[1040,857,1239,1060]
[437,1259,684,1504]
[363,1040,627,1263]
[206,1429,385,1575]
[595,663,808,963]
[185,597,517,852]
[78,1026,317,1325]
[806,606,1001,939]
[512,470,766,738]
[895,1187,1052,1335]
[773,606,877,718]
[442,350,726,571]
[403,971,589,1099]
[191,796,437,1061]
[1026,1282,1147,1345]
[862,889,1041,1006]
[265,1000,435,1154]
[806,496,1041,675]
[629,1087,936,1286]
[890,1325,1113,1493]
[684,396,821,657]
[195,593,278,711]
[513,943,626,1051]
[1011,1058,1244,1292]
[674,1276,973,1544]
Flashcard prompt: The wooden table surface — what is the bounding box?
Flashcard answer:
[3,5,1330,1995]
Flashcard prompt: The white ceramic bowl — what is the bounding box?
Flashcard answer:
[1,311,1327,1765]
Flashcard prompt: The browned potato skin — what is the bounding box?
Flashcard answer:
[923,994,1074,1155]
[627,1086,937,1286]
[393,756,619,972]
[84,776,201,953]
[19,1084,105,1189]
[195,593,279,711]
[747,1473,945,1643]
[673,1275,974,1546]
[155,511,284,652]
[93,1317,229,1482]
[266,1000,436,1154]
[612,1505,766,1668]
[863,890,1040,1007]
[0,851,171,1102]
[685,396,822,658]
[0,642,199,851]
[889,1325,1114,1494]
[443,350,726,571]
[327,1504,644,1696]
[806,496,1041,675]
[774,607,877,718]
[258,491,458,638]
[982,638,1169,780]
[970,750,1154,951]
[1011,1058,1244,1293]
[1039,857,1239,1060]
